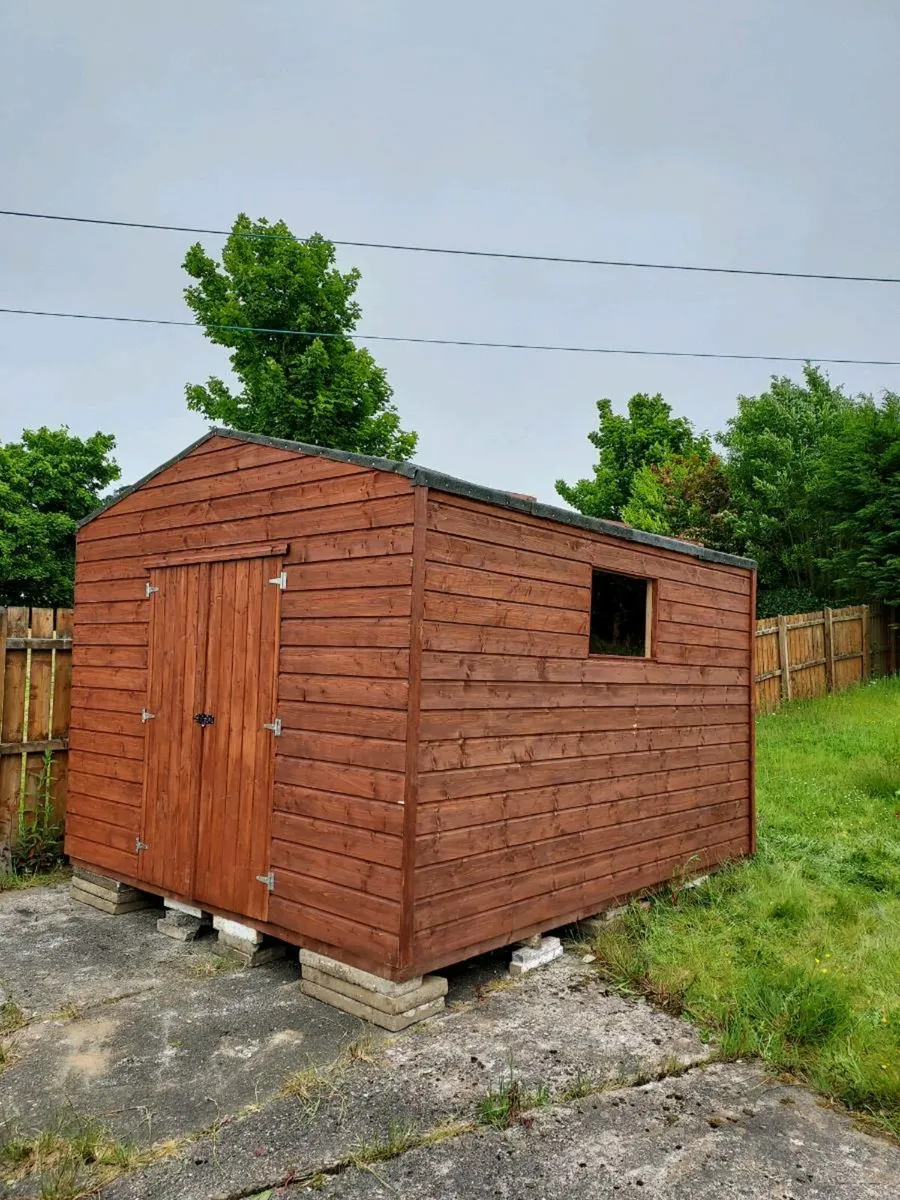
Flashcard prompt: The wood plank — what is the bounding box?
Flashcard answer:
[68,728,145,761]
[660,578,752,614]
[142,541,288,568]
[281,617,411,649]
[418,702,750,740]
[655,642,749,669]
[416,807,748,915]
[280,647,409,679]
[277,701,407,742]
[275,755,405,803]
[272,865,401,934]
[73,621,148,647]
[415,761,749,834]
[426,496,751,592]
[422,621,586,658]
[70,686,145,713]
[286,525,414,564]
[79,469,413,542]
[66,790,140,831]
[425,562,590,611]
[270,835,400,900]
[268,893,399,964]
[428,529,591,589]
[656,620,751,651]
[66,811,137,854]
[414,834,746,964]
[68,748,142,784]
[140,440,303,488]
[70,666,146,692]
[424,590,588,635]
[273,783,404,835]
[279,730,406,773]
[271,810,403,869]
[418,741,750,803]
[282,587,412,620]
[658,599,748,632]
[777,614,792,702]
[419,680,748,710]
[278,674,408,709]
[0,737,68,756]
[72,645,148,670]
[77,495,415,565]
[419,722,747,772]
[418,783,748,867]
[419,652,749,687]
[63,833,137,877]
[285,556,413,591]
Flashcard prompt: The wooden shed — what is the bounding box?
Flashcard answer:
[65,429,756,981]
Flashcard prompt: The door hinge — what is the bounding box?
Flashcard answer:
[141,708,155,722]
[268,570,287,590]
[145,582,159,598]
[255,871,275,891]
[135,837,149,853]
[263,717,283,736]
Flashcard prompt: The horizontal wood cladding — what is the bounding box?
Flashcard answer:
[414,834,747,964]
[413,493,754,967]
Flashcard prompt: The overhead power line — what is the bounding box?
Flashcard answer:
[1,207,899,286]
[1,305,899,367]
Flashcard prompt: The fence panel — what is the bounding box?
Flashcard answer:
[0,606,73,864]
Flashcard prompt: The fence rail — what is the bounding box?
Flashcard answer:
[0,606,72,866]
[0,600,895,859]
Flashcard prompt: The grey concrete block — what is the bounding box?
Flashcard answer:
[71,885,153,916]
[70,875,146,906]
[301,978,445,1031]
[299,948,423,996]
[72,866,138,894]
[302,965,447,1016]
[212,935,285,968]
[509,935,564,976]
[212,915,263,944]
[156,912,210,942]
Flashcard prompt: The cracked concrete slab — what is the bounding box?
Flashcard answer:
[325,1062,900,1200]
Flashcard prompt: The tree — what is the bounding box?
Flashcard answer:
[0,427,120,607]
[182,215,418,458]
[556,393,704,520]
[622,450,736,550]
[719,365,851,594]
[816,393,900,605]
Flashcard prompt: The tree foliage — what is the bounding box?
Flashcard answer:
[556,393,703,520]
[816,393,900,605]
[622,450,735,550]
[0,427,120,607]
[719,365,851,593]
[183,215,418,459]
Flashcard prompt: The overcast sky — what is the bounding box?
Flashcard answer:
[2,1,899,500]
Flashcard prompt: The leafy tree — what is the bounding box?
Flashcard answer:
[816,393,900,605]
[183,215,417,458]
[719,365,851,593]
[0,427,120,607]
[556,393,704,519]
[622,450,736,550]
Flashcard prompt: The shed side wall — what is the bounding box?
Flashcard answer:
[68,436,414,972]
[413,492,754,971]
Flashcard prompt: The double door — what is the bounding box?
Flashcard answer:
[137,551,282,922]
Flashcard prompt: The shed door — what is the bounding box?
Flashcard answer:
[138,553,282,922]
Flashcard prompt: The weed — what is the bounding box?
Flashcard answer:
[0,1000,25,1034]
[0,1113,142,1199]
[183,952,243,979]
[351,1119,421,1165]
[475,1062,551,1131]
[9,751,65,879]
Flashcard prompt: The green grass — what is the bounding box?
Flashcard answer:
[587,676,900,1138]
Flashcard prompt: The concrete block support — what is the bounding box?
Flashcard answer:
[299,949,447,1031]
[509,935,564,976]
[157,898,211,942]
[70,867,155,916]
[211,915,285,967]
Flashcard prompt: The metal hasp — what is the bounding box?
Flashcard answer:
[135,837,149,853]
[255,871,275,891]
[263,717,283,736]
[141,709,155,723]
[268,570,287,590]
[145,582,159,598]
[193,712,215,727]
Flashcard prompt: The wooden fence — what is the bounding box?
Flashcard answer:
[0,601,895,857]
[0,607,72,865]
[754,603,896,712]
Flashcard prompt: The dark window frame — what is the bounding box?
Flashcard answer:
[588,567,655,659]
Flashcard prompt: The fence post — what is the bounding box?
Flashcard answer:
[891,606,898,677]
[0,608,7,871]
[861,606,871,682]
[777,614,792,702]
[823,607,835,693]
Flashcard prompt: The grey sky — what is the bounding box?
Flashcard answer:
[1,1,899,500]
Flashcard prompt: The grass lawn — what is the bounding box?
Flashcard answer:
[585,676,900,1138]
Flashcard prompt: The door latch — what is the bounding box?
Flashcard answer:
[193,712,215,727]
[255,872,275,891]
[263,717,282,736]
[135,837,149,853]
